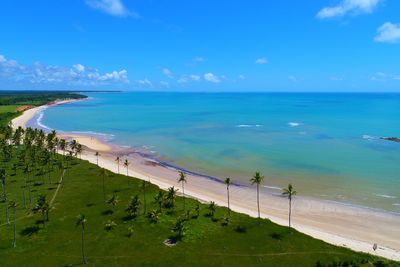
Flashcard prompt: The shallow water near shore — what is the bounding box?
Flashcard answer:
[38,92,400,212]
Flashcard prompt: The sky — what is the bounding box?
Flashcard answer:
[0,0,399,92]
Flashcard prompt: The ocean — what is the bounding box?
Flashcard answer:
[37,92,400,212]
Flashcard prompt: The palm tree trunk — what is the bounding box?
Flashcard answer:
[102,174,105,202]
[117,163,119,174]
[13,205,16,248]
[4,183,9,224]
[81,224,87,264]
[182,183,185,212]
[227,185,230,217]
[21,180,26,209]
[289,197,292,229]
[143,183,147,215]
[257,184,260,222]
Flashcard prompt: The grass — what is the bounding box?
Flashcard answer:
[0,154,397,267]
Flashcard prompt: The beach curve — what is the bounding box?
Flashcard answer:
[11,101,400,261]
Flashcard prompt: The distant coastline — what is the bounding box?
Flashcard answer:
[10,98,400,261]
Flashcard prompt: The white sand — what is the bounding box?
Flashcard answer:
[11,102,400,261]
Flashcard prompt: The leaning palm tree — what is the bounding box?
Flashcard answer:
[250,172,264,222]
[8,200,17,248]
[115,156,121,174]
[224,177,232,216]
[95,152,100,166]
[76,214,88,265]
[178,171,187,211]
[282,183,297,229]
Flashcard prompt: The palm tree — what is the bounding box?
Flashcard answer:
[154,191,165,213]
[124,159,130,187]
[95,152,100,166]
[23,164,31,205]
[142,180,147,215]
[172,217,186,240]
[178,171,187,211]
[282,183,297,229]
[208,201,217,218]
[59,139,66,156]
[100,168,108,202]
[8,200,17,247]
[166,186,177,211]
[76,214,87,265]
[125,195,141,219]
[250,172,264,222]
[115,156,121,174]
[76,144,83,159]
[224,177,232,217]
[0,168,9,224]
[106,194,119,212]
[32,194,50,227]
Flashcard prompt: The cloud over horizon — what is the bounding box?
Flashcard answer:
[0,53,129,87]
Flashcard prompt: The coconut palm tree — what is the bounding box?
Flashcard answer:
[0,168,9,224]
[8,200,17,247]
[125,195,141,219]
[115,156,121,174]
[282,183,297,229]
[250,172,264,222]
[59,139,67,156]
[166,186,177,211]
[154,191,165,213]
[124,159,130,187]
[76,144,83,159]
[106,194,119,212]
[76,214,87,264]
[100,168,108,202]
[172,217,186,240]
[95,152,100,166]
[32,194,49,227]
[142,180,147,215]
[178,171,187,211]
[224,177,232,216]
[23,164,31,205]
[208,201,217,218]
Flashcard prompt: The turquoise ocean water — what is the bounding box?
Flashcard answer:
[38,92,400,212]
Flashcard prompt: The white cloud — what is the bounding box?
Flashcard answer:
[85,0,138,17]
[73,63,85,72]
[177,74,201,84]
[371,71,400,81]
[255,57,268,65]
[160,81,169,88]
[317,0,382,19]
[137,79,153,87]
[193,57,204,63]
[238,74,246,80]
[204,73,221,83]
[190,74,201,81]
[0,53,129,86]
[330,76,344,81]
[374,22,400,43]
[288,75,297,82]
[162,68,174,79]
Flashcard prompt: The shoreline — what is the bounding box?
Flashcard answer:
[11,100,400,261]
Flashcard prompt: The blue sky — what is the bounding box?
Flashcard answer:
[0,0,399,92]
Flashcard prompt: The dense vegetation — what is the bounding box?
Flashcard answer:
[0,91,86,106]
[0,92,398,266]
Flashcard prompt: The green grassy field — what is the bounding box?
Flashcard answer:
[0,92,398,267]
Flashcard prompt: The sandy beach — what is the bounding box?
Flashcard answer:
[11,101,400,261]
